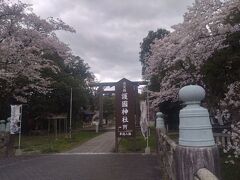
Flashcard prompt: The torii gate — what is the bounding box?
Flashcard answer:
[90,78,148,129]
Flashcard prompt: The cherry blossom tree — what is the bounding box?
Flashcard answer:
[0,1,96,129]
[144,0,239,107]
[143,0,240,161]
[139,28,169,76]
[220,82,240,163]
[0,0,75,102]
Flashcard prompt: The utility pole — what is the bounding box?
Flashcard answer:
[69,88,73,138]
[99,86,103,129]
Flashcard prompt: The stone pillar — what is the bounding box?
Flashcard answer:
[0,120,5,132]
[176,85,220,180]
[156,112,166,134]
[6,120,10,132]
[178,85,214,146]
[0,119,12,157]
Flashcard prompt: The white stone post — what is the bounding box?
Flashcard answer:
[6,120,10,132]
[178,85,215,146]
[175,85,220,180]
[0,120,5,132]
[95,121,99,133]
[156,112,166,134]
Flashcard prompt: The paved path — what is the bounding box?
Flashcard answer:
[0,154,161,180]
[67,131,115,153]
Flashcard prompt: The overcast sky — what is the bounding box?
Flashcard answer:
[22,0,195,82]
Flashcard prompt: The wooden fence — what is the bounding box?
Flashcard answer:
[213,133,231,148]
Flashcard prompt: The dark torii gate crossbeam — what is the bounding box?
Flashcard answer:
[90,80,148,129]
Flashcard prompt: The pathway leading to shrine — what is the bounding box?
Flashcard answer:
[66,131,115,153]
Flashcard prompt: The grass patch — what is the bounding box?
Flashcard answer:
[0,131,102,156]
[119,128,156,153]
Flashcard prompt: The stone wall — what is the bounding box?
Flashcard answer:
[156,129,177,180]
[156,129,220,180]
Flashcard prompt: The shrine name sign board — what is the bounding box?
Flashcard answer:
[115,78,135,137]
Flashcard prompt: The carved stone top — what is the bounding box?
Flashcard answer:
[179,85,205,103]
[156,112,163,118]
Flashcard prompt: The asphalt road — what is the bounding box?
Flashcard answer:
[0,154,161,180]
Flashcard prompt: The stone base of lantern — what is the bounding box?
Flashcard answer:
[175,145,220,180]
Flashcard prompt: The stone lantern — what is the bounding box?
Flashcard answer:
[178,85,215,146]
